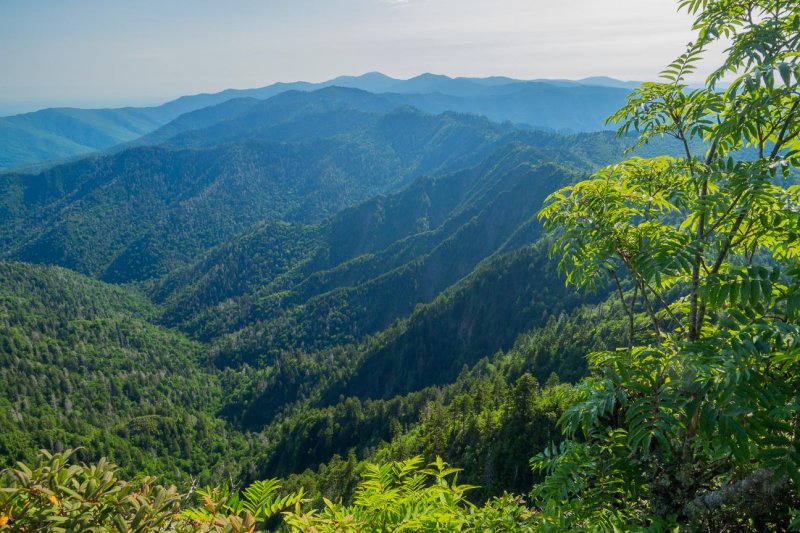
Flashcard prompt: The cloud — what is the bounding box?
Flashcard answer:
[380,0,409,5]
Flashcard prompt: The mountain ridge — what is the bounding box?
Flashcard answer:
[0,73,637,170]
[0,82,686,503]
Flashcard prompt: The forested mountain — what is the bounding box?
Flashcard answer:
[0,108,163,171]
[152,151,577,341]
[0,73,633,171]
[0,85,657,489]
[6,1,798,525]
[0,261,251,483]
[2,93,542,282]
[137,84,629,151]
[0,86,682,286]
[0,83,690,492]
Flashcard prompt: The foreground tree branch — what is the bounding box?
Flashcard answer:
[685,468,786,522]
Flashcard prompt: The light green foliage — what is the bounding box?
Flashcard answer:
[537,0,800,529]
[284,456,534,532]
[1,452,539,532]
[0,449,181,532]
[180,479,304,532]
[286,456,465,532]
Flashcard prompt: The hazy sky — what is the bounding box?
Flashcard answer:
[0,0,720,114]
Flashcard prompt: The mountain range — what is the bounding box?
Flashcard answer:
[0,72,637,171]
[1,80,672,499]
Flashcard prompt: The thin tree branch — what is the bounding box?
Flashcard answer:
[638,279,662,338]
[770,99,800,159]
[610,268,636,352]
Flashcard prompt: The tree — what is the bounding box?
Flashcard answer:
[535,0,800,529]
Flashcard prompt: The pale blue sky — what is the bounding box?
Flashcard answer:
[0,0,719,114]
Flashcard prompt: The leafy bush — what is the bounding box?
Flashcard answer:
[284,457,477,532]
[0,449,181,532]
[180,479,304,532]
[1,451,537,532]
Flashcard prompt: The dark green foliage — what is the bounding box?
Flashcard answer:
[325,241,592,402]
[378,375,574,501]
[151,143,555,338]
[151,220,321,330]
[0,255,613,508]
[211,241,589,431]
[363,301,625,501]
[259,391,438,480]
[200,162,575,361]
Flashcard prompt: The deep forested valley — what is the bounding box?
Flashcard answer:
[2,0,800,530]
[1,86,634,488]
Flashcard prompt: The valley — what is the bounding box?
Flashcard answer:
[2,1,798,526]
[0,84,645,493]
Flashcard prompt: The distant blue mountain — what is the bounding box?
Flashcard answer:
[0,72,639,170]
[135,85,631,150]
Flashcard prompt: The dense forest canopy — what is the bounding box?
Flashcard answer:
[1,0,800,531]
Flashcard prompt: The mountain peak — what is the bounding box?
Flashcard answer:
[576,76,639,89]
[408,72,452,82]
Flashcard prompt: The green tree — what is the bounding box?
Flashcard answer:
[536,0,800,529]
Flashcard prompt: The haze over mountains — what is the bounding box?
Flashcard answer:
[0,72,638,171]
